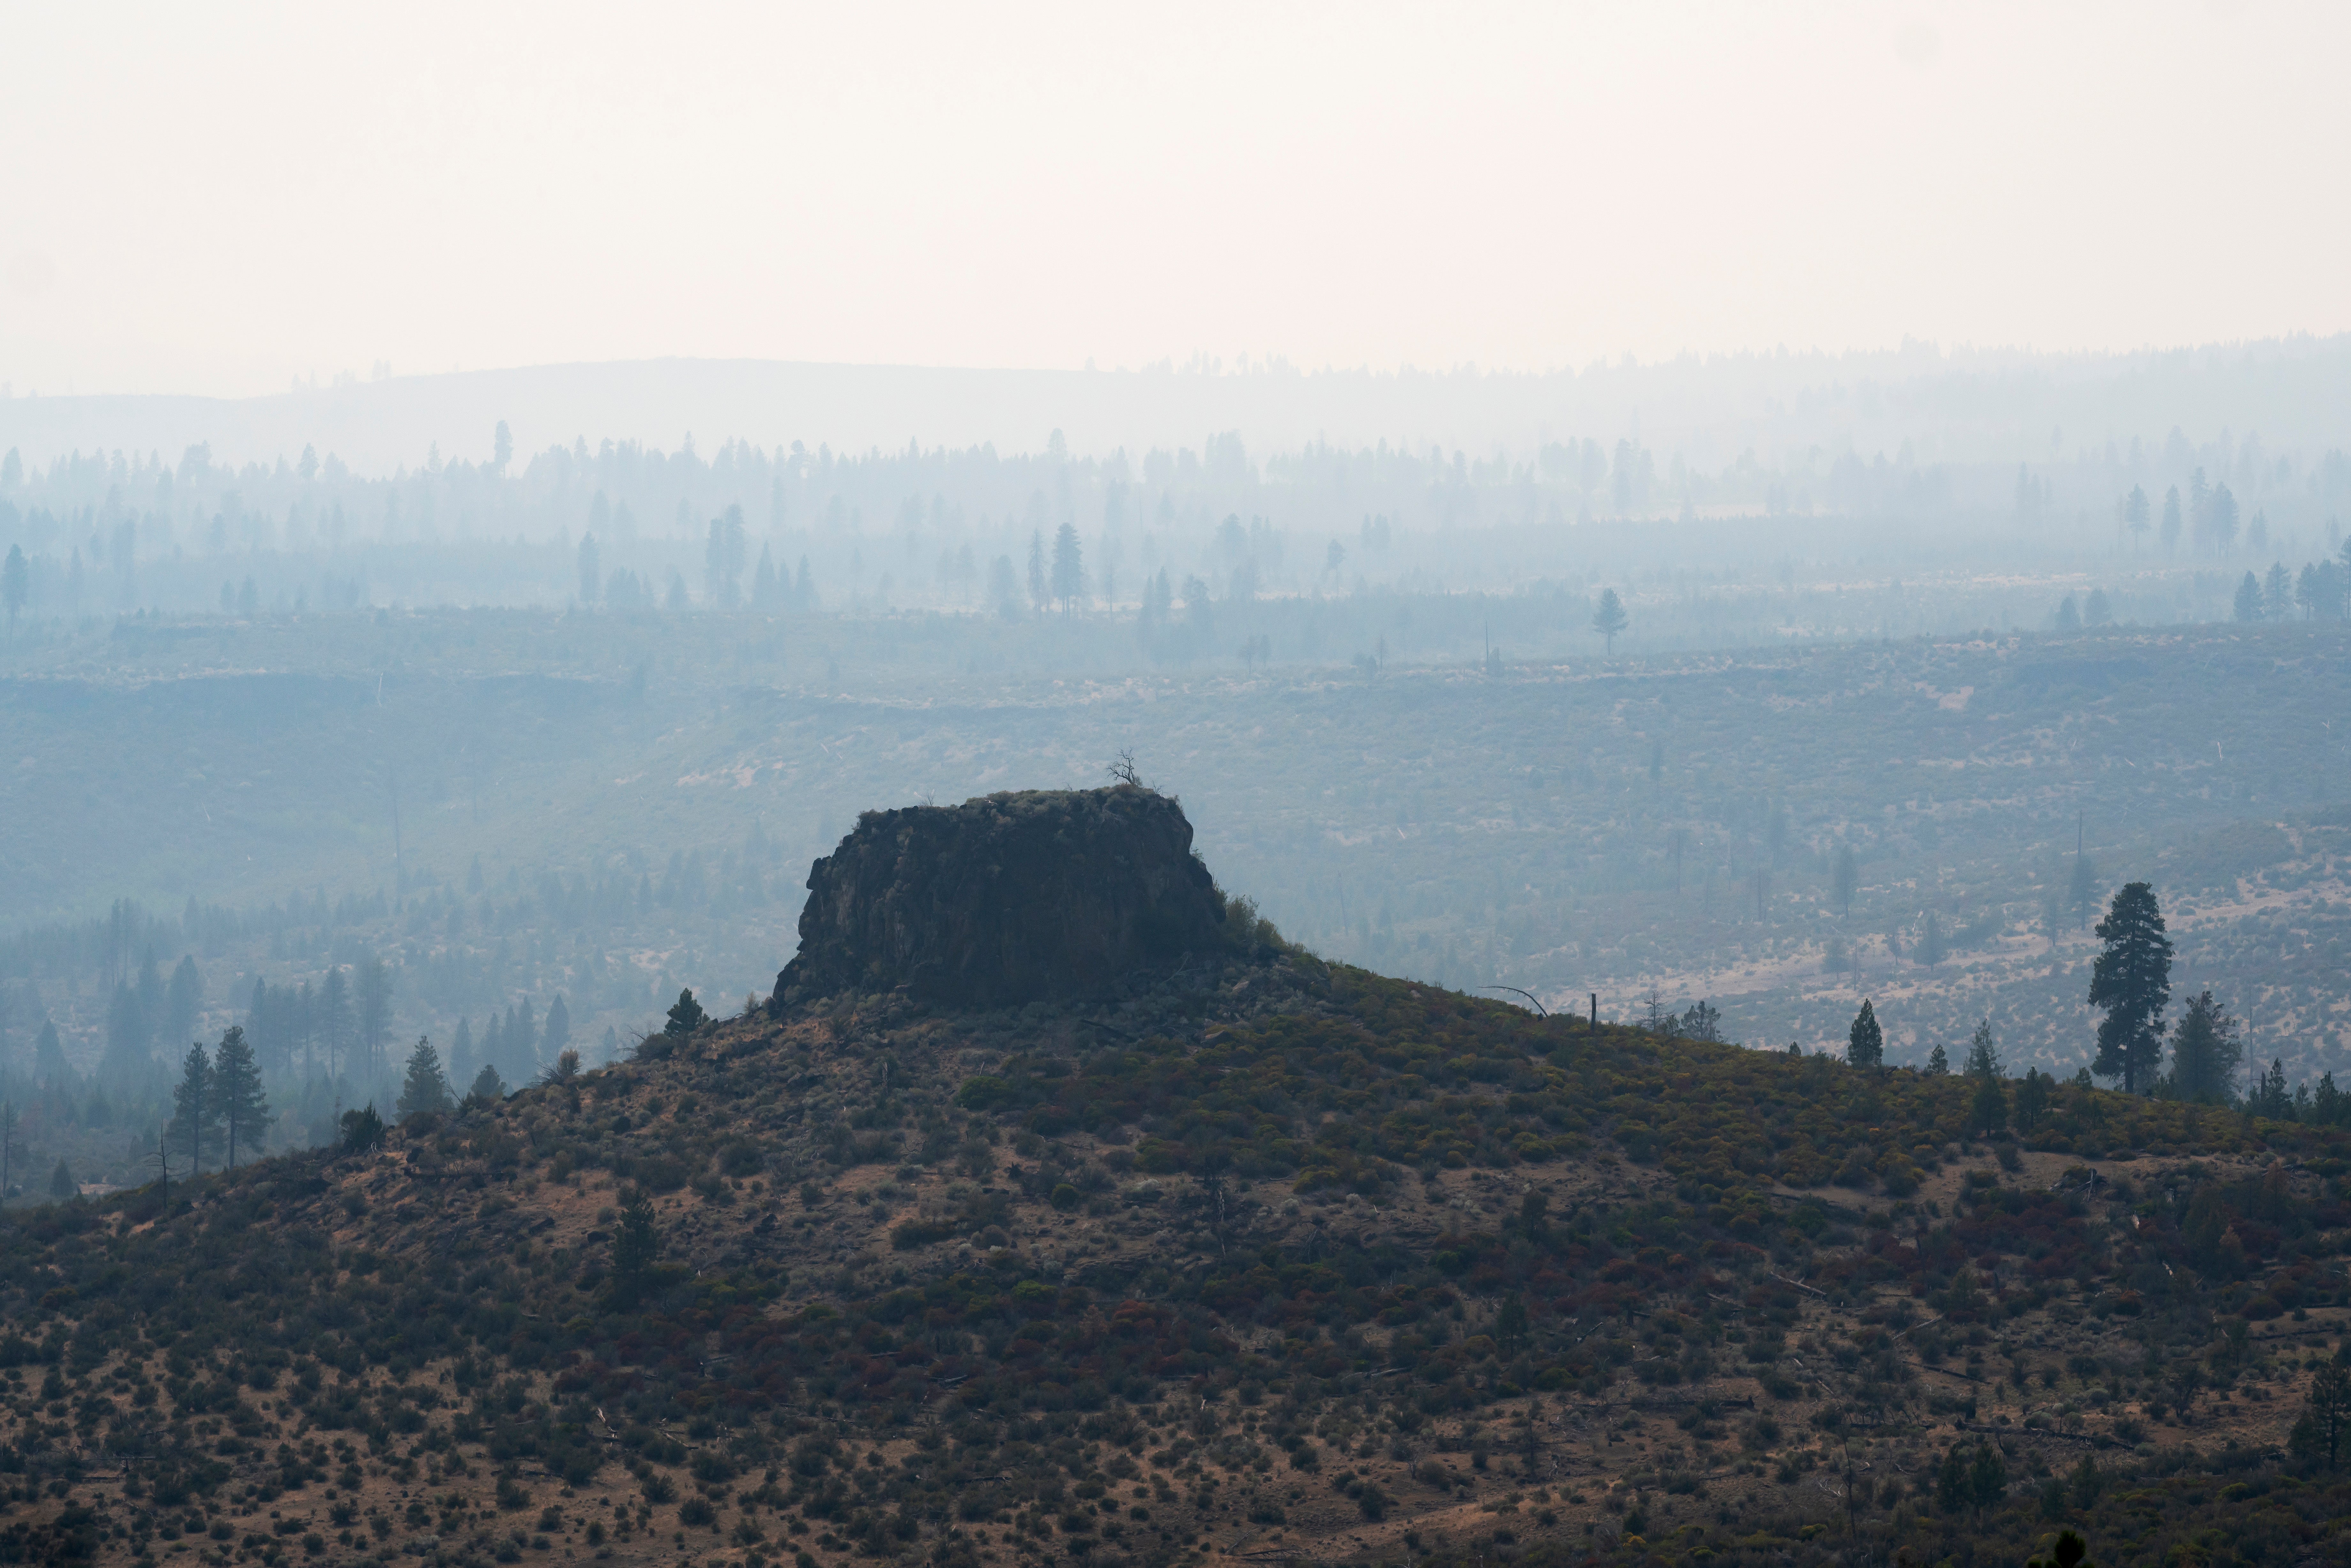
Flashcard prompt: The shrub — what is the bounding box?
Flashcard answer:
[339,1105,386,1155]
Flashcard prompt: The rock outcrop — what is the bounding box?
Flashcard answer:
[769,785,1232,1009]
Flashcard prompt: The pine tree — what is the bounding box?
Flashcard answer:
[1963,1018,2001,1079]
[1969,1438,2007,1516]
[2249,1057,2293,1120]
[166,1043,223,1173]
[33,1019,69,1085]
[1935,1444,1968,1513]
[396,1036,454,1119]
[1050,522,1084,610]
[1917,911,1948,968]
[317,967,355,1079]
[1846,999,1884,1068]
[2124,482,2150,544]
[450,1015,475,1087]
[2169,989,2243,1105]
[665,989,707,1036]
[1926,1043,1950,1076]
[49,1159,74,1200]
[2234,571,2264,623]
[1591,588,1628,653]
[542,995,571,1061]
[466,1063,507,1105]
[2292,1353,2351,1470]
[2207,483,2240,554]
[2015,1067,2054,1130]
[165,955,202,1048]
[2090,882,2173,1093]
[609,1192,661,1306]
[1965,1020,2003,1128]
[1495,1293,1529,1352]
[1970,1068,2009,1137]
[2067,1454,2105,1511]
[1,543,26,640]
[2069,846,2098,929]
[136,950,165,1039]
[212,1026,270,1168]
[2265,560,2293,619]
[246,975,273,1072]
[704,515,729,603]
[354,958,392,1084]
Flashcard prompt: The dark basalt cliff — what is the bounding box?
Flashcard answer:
[769,785,1230,1009]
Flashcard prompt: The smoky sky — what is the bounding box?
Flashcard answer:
[3,1,2347,396]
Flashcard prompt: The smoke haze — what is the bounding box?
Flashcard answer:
[5,0,2351,1181]
[5,3,2349,395]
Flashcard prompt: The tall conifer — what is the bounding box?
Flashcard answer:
[396,1036,454,1119]
[213,1026,269,1168]
[167,1043,224,1173]
[1846,999,1884,1068]
[2090,882,2173,1093]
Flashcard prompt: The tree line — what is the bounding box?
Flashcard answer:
[1834,878,2351,1127]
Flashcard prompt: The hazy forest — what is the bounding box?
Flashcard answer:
[4,350,2351,1199]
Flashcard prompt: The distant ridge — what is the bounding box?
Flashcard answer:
[4,336,2350,471]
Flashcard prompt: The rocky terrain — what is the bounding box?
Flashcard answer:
[772,787,1233,1010]
[2,789,2348,1568]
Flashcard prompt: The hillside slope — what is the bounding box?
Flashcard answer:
[3,792,2350,1568]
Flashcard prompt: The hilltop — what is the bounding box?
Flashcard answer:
[1,788,2349,1568]
[772,788,1231,1010]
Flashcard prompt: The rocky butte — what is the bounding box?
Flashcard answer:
[769,784,1239,1011]
[0,790,2334,1568]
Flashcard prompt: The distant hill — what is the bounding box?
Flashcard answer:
[7,337,2351,471]
[1,790,2347,1568]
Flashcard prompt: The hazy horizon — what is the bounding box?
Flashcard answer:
[8,3,2350,398]
[8,334,2351,476]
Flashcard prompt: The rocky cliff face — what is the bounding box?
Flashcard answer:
[769,785,1231,1009]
